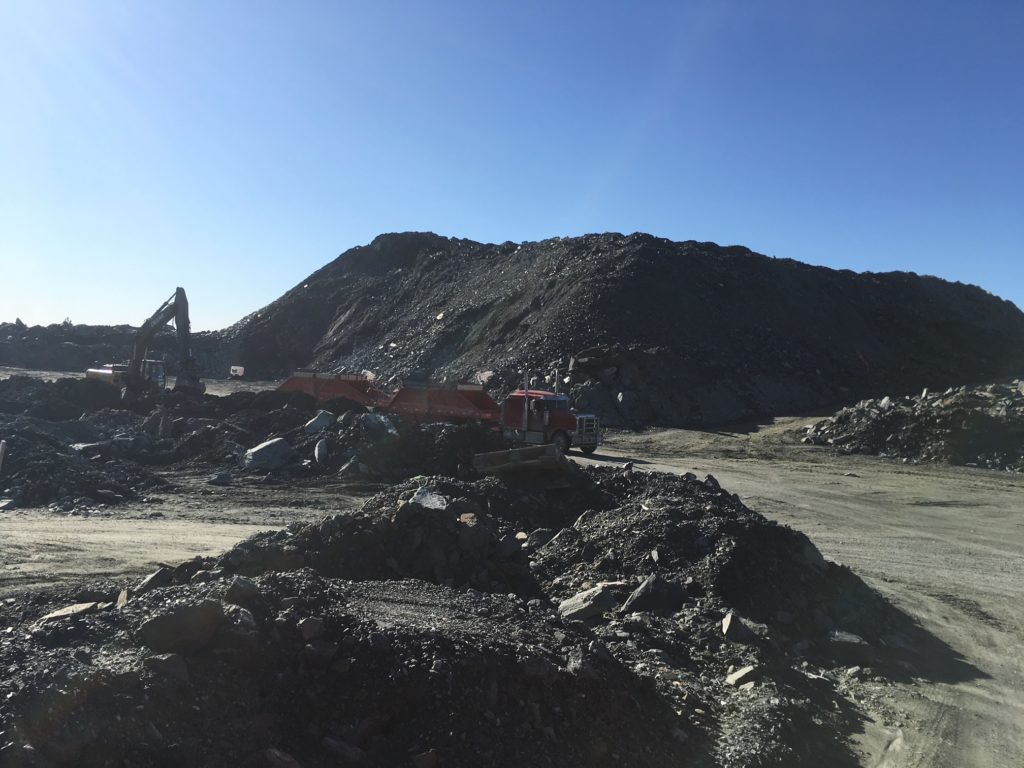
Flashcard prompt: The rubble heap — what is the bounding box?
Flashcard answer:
[0,376,505,510]
[804,379,1024,471]
[0,428,166,510]
[223,232,1024,426]
[0,468,910,767]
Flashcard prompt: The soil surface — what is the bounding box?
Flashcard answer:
[580,420,1024,768]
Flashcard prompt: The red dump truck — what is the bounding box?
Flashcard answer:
[278,371,601,454]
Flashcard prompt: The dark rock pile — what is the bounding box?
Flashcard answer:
[0,321,227,377]
[0,467,913,767]
[0,376,122,420]
[218,483,537,596]
[0,428,166,510]
[804,379,1024,470]
[223,231,1024,427]
[0,576,690,768]
[0,376,505,510]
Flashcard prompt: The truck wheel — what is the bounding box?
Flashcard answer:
[551,431,570,454]
[579,445,597,455]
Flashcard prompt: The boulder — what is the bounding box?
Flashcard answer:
[725,664,758,686]
[828,629,874,663]
[135,566,174,594]
[38,602,98,623]
[225,576,261,605]
[620,574,686,615]
[525,528,555,552]
[243,438,295,471]
[558,585,618,621]
[722,611,754,642]
[303,410,336,434]
[139,600,225,653]
[143,652,190,684]
[297,616,325,641]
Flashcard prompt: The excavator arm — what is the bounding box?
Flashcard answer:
[126,287,205,398]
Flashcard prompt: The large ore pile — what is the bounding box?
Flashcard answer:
[222,231,1024,427]
[804,379,1024,471]
[0,468,910,767]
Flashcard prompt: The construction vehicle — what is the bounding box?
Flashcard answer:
[500,388,600,454]
[86,287,205,400]
[277,371,601,454]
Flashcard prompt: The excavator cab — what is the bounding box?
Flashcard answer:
[140,359,166,390]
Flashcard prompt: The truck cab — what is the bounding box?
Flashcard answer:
[501,389,601,454]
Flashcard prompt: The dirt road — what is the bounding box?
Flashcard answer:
[0,469,368,597]
[582,420,1024,768]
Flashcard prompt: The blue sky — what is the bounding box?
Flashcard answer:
[1,1,1021,330]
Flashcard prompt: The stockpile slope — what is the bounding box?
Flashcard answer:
[224,232,1024,426]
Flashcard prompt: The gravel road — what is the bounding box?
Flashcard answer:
[582,420,1024,768]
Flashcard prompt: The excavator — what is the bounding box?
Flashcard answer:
[86,287,206,401]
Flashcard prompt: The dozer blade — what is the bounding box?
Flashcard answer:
[472,444,574,487]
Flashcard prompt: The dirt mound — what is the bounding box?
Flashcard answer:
[223,232,1024,426]
[0,376,507,509]
[0,575,690,768]
[0,427,167,509]
[804,379,1024,470]
[0,467,910,767]
[209,469,902,763]
[220,483,536,595]
[0,376,121,421]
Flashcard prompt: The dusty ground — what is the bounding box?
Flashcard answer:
[580,420,1024,768]
[1,373,1021,767]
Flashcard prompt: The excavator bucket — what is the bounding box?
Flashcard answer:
[472,444,575,487]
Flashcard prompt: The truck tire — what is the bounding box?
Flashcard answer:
[551,431,571,454]
[579,445,597,455]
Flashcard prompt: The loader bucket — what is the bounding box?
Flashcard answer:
[472,444,575,487]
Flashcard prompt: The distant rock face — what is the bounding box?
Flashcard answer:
[220,232,1024,426]
[0,322,229,376]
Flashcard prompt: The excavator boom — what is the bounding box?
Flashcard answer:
[124,287,205,399]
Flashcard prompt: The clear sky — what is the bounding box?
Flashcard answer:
[1,1,1021,331]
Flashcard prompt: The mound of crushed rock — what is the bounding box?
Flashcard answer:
[0,576,690,768]
[0,376,506,510]
[0,468,910,766]
[804,379,1024,470]
[222,231,1024,427]
[0,376,122,421]
[0,427,167,510]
